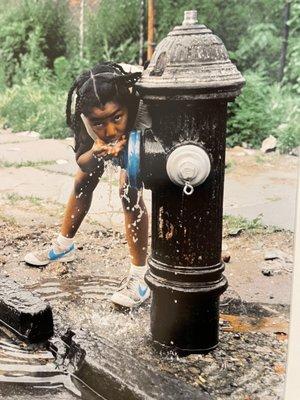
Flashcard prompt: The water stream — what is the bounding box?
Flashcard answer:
[0,324,104,399]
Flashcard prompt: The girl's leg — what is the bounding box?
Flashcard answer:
[60,167,104,238]
[24,166,104,266]
[118,169,148,265]
[111,169,150,308]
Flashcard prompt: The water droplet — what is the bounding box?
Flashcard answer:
[71,215,75,219]
[170,340,174,345]
[89,173,93,176]
[174,299,178,303]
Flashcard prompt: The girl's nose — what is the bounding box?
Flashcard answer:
[106,123,116,139]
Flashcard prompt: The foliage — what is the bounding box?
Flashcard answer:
[0,78,68,139]
[227,72,272,148]
[233,23,281,80]
[284,1,300,94]
[267,84,300,152]
[0,0,70,86]
[84,0,140,65]
[227,72,300,151]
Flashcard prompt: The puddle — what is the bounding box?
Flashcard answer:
[26,275,119,302]
[220,313,289,335]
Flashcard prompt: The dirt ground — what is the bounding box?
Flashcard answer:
[0,191,294,399]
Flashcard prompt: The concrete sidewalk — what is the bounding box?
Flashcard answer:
[0,130,298,231]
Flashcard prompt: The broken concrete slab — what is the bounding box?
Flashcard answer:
[72,334,211,400]
[0,276,53,342]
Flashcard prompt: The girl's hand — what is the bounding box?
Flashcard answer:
[92,139,110,158]
[106,135,127,157]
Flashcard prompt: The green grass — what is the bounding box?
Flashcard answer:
[223,214,283,236]
[0,160,55,168]
[225,160,236,173]
[223,214,264,235]
[5,193,43,205]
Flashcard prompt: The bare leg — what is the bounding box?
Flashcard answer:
[60,167,104,238]
[119,169,148,265]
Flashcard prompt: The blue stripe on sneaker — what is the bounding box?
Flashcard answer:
[48,244,75,261]
[138,285,148,297]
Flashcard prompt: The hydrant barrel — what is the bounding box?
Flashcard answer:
[136,10,244,353]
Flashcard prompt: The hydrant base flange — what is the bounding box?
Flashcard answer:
[145,264,228,352]
[146,275,226,352]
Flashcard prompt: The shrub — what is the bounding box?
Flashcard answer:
[227,72,273,148]
[84,0,140,65]
[0,78,68,139]
[0,0,70,86]
[227,71,300,151]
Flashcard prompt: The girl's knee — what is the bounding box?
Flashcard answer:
[74,175,98,196]
[119,185,139,209]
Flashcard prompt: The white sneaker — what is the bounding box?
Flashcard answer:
[24,241,75,266]
[111,270,150,308]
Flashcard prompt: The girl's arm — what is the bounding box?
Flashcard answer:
[76,137,127,173]
[76,147,102,173]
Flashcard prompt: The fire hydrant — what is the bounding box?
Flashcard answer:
[127,10,244,353]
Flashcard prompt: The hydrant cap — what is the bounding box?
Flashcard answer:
[136,10,245,100]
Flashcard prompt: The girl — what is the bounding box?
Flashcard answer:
[24,62,151,309]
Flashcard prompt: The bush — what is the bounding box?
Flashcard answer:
[84,0,140,64]
[227,72,273,148]
[227,71,300,151]
[0,78,68,139]
[0,0,70,86]
[267,84,300,152]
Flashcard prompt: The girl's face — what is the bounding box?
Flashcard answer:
[86,101,129,143]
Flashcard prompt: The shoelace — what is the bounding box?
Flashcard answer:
[117,275,140,298]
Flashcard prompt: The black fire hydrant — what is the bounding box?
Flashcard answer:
[132,10,244,353]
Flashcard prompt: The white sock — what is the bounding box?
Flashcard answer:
[130,263,147,277]
[57,233,74,249]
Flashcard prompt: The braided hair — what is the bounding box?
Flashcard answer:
[66,61,141,153]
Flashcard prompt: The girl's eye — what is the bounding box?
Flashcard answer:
[114,114,122,122]
[95,122,104,128]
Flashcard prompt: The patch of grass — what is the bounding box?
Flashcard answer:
[225,160,236,173]
[0,160,55,168]
[5,193,24,204]
[255,155,266,164]
[223,214,265,236]
[0,212,16,225]
[4,193,43,206]
[223,214,285,236]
